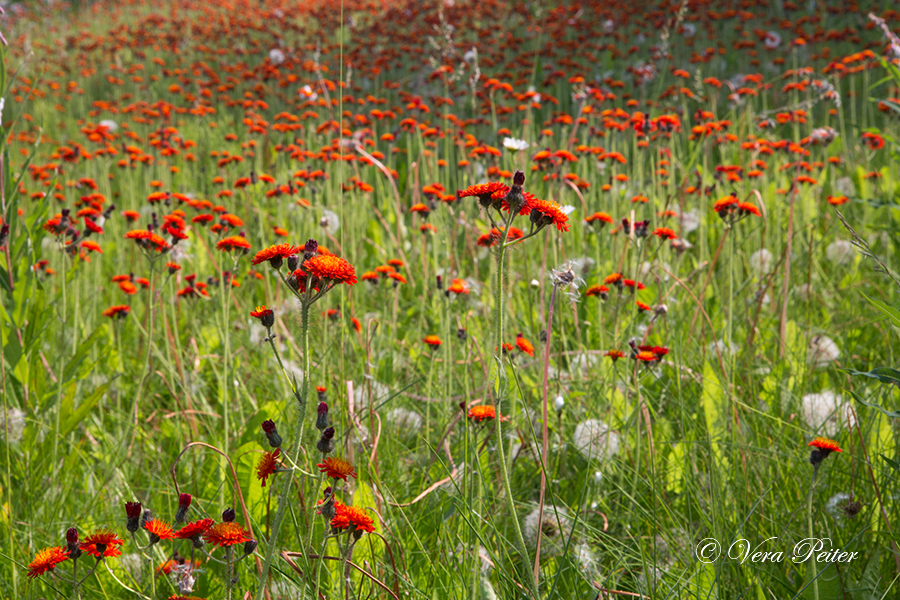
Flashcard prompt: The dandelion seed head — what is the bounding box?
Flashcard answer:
[573,419,620,461]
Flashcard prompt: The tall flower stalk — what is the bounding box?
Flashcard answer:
[457,171,569,597]
[250,240,357,599]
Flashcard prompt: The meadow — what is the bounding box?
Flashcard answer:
[2,0,900,598]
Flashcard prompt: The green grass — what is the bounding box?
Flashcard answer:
[2,0,900,599]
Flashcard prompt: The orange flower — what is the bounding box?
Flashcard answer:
[331,503,375,534]
[249,305,274,327]
[79,530,124,558]
[652,227,676,240]
[515,333,534,357]
[303,254,357,285]
[605,349,625,361]
[424,335,442,347]
[457,181,507,203]
[251,244,301,267]
[203,522,251,547]
[144,518,175,543]
[257,448,281,487]
[102,305,130,318]
[448,278,469,295]
[808,437,842,453]
[635,350,659,362]
[175,519,214,541]
[317,457,357,481]
[27,547,69,578]
[525,198,570,232]
[467,405,498,422]
[585,285,609,299]
[636,301,651,312]
[216,235,251,252]
[737,202,761,217]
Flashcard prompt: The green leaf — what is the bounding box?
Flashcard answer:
[862,293,900,331]
[881,454,900,476]
[843,367,900,386]
[847,389,900,419]
[58,383,109,438]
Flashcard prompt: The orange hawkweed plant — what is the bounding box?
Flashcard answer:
[250,236,358,599]
[456,170,569,597]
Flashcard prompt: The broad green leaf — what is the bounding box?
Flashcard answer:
[843,367,900,386]
[848,389,900,419]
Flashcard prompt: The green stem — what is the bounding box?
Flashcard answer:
[491,209,535,598]
[225,545,234,600]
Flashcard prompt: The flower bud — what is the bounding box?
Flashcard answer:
[125,501,142,532]
[262,419,283,448]
[242,539,258,556]
[287,254,300,271]
[303,239,318,261]
[319,487,336,520]
[175,493,191,523]
[66,527,82,560]
[317,426,335,454]
[317,386,328,402]
[222,508,236,523]
[141,509,153,529]
[316,402,331,431]
[457,327,467,341]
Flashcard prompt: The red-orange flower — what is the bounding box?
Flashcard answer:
[585,285,609,299]
[303,254,357,285]
[250,305,274,328]
[175,519,214,541]
[251,244,301,267]
[331,503,375,534]
[605,349,625,361]
[216,236,251,252]
[515,333,534,357]
[79,530,124,558]
[653,227,677,240]
[27,547,69,578]
[203,522,251,547]
[424,335,442,347]
[457,181,507,202]
[144,518,175,543]
[526,198,570,231]
[317,457,357,481]
[467,405,499,422]
[257,448,281,487]
[808,437,842,453]
[737,202,761,217]
[448,278,469,295]
[102,305,130,318]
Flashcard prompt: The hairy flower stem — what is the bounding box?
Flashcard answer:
[491,210,536,598]
[225,545,234,600]
[255,300,311,599]
[534,283,558,591]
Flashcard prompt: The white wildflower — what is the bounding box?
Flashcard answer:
[502,137,529,152]
[268,48,285,65]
